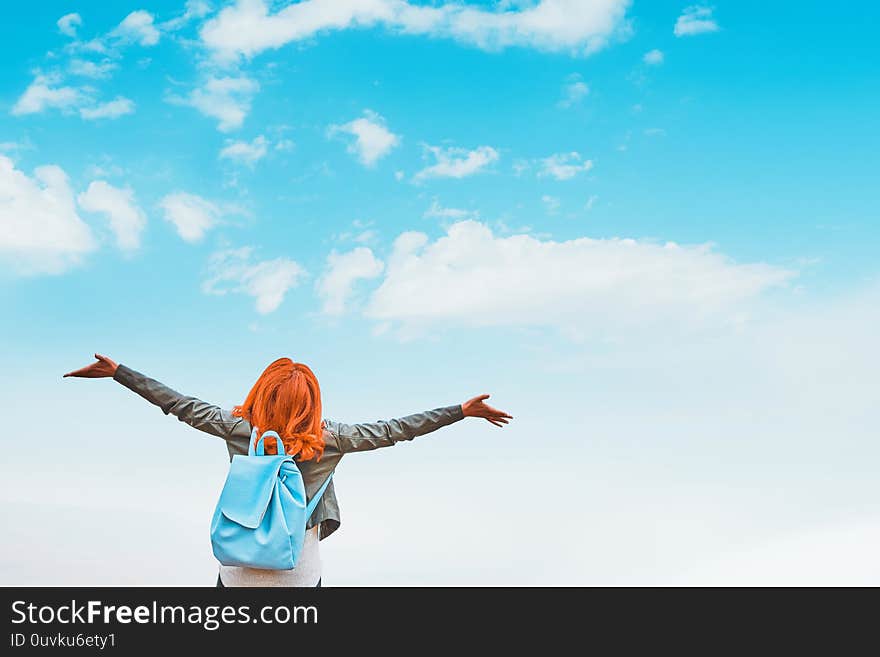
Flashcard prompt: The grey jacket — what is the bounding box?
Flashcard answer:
[113,364,465,540]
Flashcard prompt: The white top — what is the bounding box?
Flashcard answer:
[218,525,322,587]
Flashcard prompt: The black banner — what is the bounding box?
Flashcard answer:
[0,587,871,651]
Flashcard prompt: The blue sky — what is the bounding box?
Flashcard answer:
[1,1,879,585]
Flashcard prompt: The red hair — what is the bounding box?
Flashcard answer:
[232,358,325,461]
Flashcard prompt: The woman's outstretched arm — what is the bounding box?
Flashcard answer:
[327,395,512,454]
[64,354,244,440]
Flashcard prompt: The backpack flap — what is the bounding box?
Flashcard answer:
[218,455,292,529]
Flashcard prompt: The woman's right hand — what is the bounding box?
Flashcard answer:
[63,353,119,379]
[461,394,513,427]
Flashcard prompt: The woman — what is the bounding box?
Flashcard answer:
[64,353,512,587]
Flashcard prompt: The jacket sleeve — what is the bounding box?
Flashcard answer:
[326,405,465,454]
[113,364,245,441]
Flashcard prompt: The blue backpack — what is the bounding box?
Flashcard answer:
[210,427,333,570]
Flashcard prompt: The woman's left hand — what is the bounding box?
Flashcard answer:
[63,353,119,379]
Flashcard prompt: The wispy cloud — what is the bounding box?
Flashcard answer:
[79,97,135,120]
[170,76,260,132]
[414,145,499,181]
[10,74,84,116]
[643,48,664,65]
[538,152,594,180]
[64,9,163,56]
[332,219,379,245]
[219,135,269,166]
[674,6,719,37]
[203,247,304,314]
[160,0,213,31]
[68,58,118,79]
[541,194,561,213]
[0,139,33,154]
[557,74,590,109]
[423,198,479,220]
[11,73,133,121]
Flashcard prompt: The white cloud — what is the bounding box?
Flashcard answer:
[644,127,666,137]
[174,76,260,132]
[643,48,664,65]
[84,159,124,179]
[113,10,161,46]
[354,230,377,243]
[11,74,84,116]
[219,135,268,166]
[203,247,304,314]
[12,74,133,121]
[161,0,214,31]
[364,220,795,336]
[332,219,379,245]
[329,110,399,167]
[539,152,594,180]
[0,140,30,154]
[79,97,135,120]
[0,155,96,274]
[57,13,82,38]
[200,0,631,62]
[414,145,499,181]
[184,0,213,19]
[423,198,478,220]
[557,75,589,108]
[317,247,385,315]
[65,9,167,57]
[158,192,221,242]
[68,58,118,79]
[585,194,598,211]
[274,139,295,152]
[674,6,719,37]
[74,38,110,55]
[77,181,146,251]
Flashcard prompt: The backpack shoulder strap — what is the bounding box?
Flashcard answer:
[305,472,334,520]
